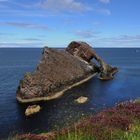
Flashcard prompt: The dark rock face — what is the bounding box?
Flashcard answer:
[66,41,118,80]
[16,47,96,102]
[66,41,94,62]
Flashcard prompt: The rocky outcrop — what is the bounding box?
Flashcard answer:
[66,41,118,80]
[16,46,97,103]
[25,105,41,116]
[66,41,94,62]
[75,96,88,104]
[16,41,118,103]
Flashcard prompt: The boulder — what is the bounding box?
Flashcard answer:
[75,96,88,104]
[25,105,41,116]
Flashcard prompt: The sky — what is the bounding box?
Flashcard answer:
[0,0,140,48]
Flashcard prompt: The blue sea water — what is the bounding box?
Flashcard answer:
[0,48,140,138]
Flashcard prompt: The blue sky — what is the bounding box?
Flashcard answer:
[0,0,140,48]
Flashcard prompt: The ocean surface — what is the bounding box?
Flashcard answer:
[0,48,140,138]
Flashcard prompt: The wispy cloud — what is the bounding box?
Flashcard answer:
[93,34,140,47]
[94,8,111,15]
[101,35,140,42]
[99,0,110,4]
[74,30,99,38]
[0,0,91,13]
[37,0,91,13]
[0,0,111,16]
[0,0,9,2]
[23,38,42,42]
[0,22,49,30]
[0,32,7,35]
[0,42,43,48]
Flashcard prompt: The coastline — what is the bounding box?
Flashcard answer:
[16,99,140,140]
[16,72,97,103]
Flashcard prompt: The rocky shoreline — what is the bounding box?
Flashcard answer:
[16,99,140,140]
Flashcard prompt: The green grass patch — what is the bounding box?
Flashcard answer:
[135,98,140,104]
[56,131,95,140]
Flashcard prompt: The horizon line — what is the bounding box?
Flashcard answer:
[0,47,140,49]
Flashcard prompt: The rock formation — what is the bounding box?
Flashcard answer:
[75,96,88,104]
[16,41,118,103]
[16,46,97,103]
[25,105,41,116]
[66,41,118,80]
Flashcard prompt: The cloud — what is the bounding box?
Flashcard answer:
[99,0,110,4]
[0,42,43,48]
[92,21,101,26]
[0,0,7,8]
[94,8,111,15]
[74,30,99,38]
[23,38,42,42]
[0,0,111,16]
[0,0,8,2]
[0,22,48,30]
[37,0,90,13]
[101,35,140,42]
[93,34,140,47]
[0,0,90,13]
[0,32,16,36]
[0,32,7,35]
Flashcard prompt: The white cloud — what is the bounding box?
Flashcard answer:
[93,35,140,47]
[0,22,49,30]
[75,30,93,38]
[0,0,111,16]
[0,0,9,2]
[0,42,43,48]
[101,35,140,42]
[23,38,42,42]
[74,30,99,38]
[99,0,110,4]
[95,8,111,15]
[38,0,90,13]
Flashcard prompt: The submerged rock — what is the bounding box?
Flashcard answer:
[75,96,88,104]
[16,41,118,103]
[25,105,41,116]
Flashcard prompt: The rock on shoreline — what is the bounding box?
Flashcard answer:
[25,105,41,116]
[75,96,88,104]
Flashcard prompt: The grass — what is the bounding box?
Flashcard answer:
[56,131,95,140]
[109,123,140,140]
[7,101,140,140]
[135,98,140,104]
[62,122,140,140]
[3,136,18,140]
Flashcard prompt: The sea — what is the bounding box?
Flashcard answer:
[0,48,140,138]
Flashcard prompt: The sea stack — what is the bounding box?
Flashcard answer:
[16,41,118,103]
